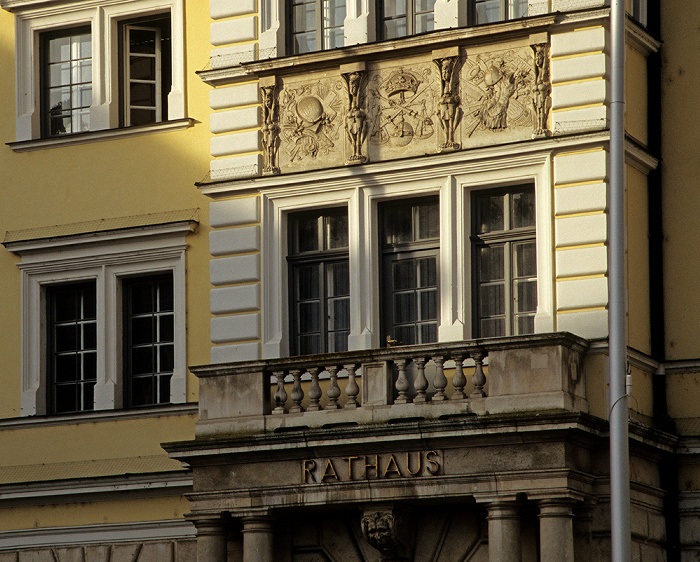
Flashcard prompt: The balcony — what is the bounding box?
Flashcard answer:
[193,332,589,438]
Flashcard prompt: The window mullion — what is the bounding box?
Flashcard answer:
[316,0,324,50]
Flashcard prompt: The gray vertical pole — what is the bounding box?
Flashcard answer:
[609,0,631,560]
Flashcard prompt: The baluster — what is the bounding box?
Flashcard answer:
[344,363,360,409]
[413,357,428,403]
[307,367,322,411]
[325,365,341,410]
[432,355,447,401]
[451,355,467,400]
[289,368,304,412]
[470,351,487,398]
[394,358,410,404]
[273,370,288,414]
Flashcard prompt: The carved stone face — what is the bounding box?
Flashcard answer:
[362,513,396,552]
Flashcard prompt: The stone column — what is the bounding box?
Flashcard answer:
[486,501,521,561]
[242,516,274,562]
[538,499,575,562]
[194,518,228,562]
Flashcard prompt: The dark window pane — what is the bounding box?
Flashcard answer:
[295,215,320,252]
[131,283,154,313]
[158,375,171,403]
[130,108,156,126]
[160,344,175,372]
[393,259,417,290]
[477,193,505,233]
[481,317,505,338]
[130,82,156,107]
[512,190,535,228]
[420,322,437,343]
[54,290,77,321]
[129,28,157,54]
[55,355,77,382]
[515,280,537,313]
[299,301,321,333]
[299,334,322,355]
[132,347,154,375]
[514,241,536,277]
[479,245,504,282]
[417,202,439,240]
[130,56,156,81]
[330,298,350,331]
[384,206,412,244]
[131,376,153,406]
[517,315,535,335]
[160,314,174,342]
[55,385,77,413]
[131,317,154,345]
[83,352,97,380]
[480,283,505,317]
[159,282,174,311]
[394,292,417,324]
[330,330,349,352]
[328,262,349,296]
[55,325,77,352]
[297,265,320,300]
[326,213,348,249]
[418,257,437,287]
[395,325,415,346]
[83,323,97,350]
[420,290,438,320]
[82,381,94,410]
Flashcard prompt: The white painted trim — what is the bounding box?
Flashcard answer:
[259,150,556,359]
[9,0,185,141]
[9,222,194,416]
[0,520,195,550]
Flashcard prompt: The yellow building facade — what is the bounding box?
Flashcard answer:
[1,0,700,559]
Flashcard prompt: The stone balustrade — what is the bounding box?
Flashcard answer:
[193,332,588,437]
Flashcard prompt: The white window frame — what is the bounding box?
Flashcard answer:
[7,221,192,416]
[259,150,554,359]
[9,0,184,142]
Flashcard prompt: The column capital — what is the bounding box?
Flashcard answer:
[537,498,577,518]
[486,500,521,520]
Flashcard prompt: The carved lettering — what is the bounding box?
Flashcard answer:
[343,456,360,479]
[303,459,317,483]
[383,454,402,478]
[364,455,379,478]
[426,450,440,475]
[302,451,442,483]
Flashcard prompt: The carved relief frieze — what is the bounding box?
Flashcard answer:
[342,68,368,165]
[532,43,552,137]
[278,77,345,170]
[260,79,280,175]
[366,64,437,161]
[461,47,534,144]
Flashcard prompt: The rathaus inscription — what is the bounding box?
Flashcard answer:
[302,450,441,483]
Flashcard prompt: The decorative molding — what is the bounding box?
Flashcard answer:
[532,43,552,137]
[0,520,195,551]
[7,119,196,153]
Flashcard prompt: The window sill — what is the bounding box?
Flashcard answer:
[0,403,198,430]
[6,118,196,153]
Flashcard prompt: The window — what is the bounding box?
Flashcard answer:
[48,282,97,414]
[42,28,92,137]
[470,0,527,25]
[472,186,536,337]
[289,0,346,54]
[630,0,647,26]
[4,210,195,416]
[380,0,436,40]
[121,16,172,126]
[288,209,350,355]
[124,274,174,407]
[381,198,439,346]
[10,0,185,143]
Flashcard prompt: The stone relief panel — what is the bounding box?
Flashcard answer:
[278,74,346,172]
[272,41,551,174]
[461,45,536,148]
[365,62,440,163]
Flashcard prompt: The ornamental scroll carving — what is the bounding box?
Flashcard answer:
[342,69,368,164]
[532,43,552,137]
[434,55,461,152]
[260,82,280,175]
